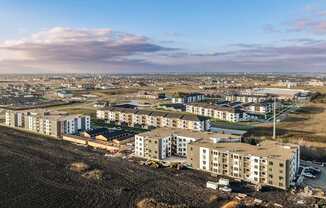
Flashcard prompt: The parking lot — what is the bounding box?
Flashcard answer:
[301,160,326,191]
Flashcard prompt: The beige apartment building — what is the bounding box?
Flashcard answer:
[225,94,270,103]
[97,107,210,131]
[134,128,241,160]
[186,103,245,122]
[5,110,91,138]
[187,140,300,190]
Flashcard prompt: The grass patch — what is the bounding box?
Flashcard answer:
[62,108,96,117]
[210,119,255,131]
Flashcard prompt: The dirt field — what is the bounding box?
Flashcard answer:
[0,126,229,208]
[250,102,326,142]
[0,126,318,208]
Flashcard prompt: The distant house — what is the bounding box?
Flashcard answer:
[93,101,109,108]
[57,90,73,98]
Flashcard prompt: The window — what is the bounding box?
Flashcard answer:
[269,161,273,166]
[279,163,284,167]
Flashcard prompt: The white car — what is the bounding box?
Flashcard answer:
[219,186,232,192]
[303,173,316,179]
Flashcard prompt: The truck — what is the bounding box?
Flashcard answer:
[206,181,219,190]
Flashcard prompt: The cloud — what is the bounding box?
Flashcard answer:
[0,27,175,73]
[286,4,326,34]
[143,39,326,72]
[1,27,326,73]
[289,18,326,34]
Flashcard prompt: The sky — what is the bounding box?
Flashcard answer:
[1,0,326,73]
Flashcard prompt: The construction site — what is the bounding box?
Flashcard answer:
[0,125,323,208]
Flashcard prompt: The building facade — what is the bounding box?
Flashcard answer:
[172,93,206,104]
[186,103,244,123]
[134,128,241,160]
[5,110,91,138]
[187,140,300,190]
[225,94,270,103]
[97,107,210,131]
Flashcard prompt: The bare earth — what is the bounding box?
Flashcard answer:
[0,126,314,208]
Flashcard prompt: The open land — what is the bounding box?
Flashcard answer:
[0,126,316,208]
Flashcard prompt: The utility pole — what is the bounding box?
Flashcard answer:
[273,97,276,139]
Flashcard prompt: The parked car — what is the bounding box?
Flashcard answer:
[302,173,316,179]
[219,186,232,192]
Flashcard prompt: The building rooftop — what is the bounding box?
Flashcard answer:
[190,140,298,161]
[253,88,310,97]
[187,102,241,113]
[103,107,208,121]
[137,127,241,141]
[10,109,87,121]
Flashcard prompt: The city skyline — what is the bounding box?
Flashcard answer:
[1,0,326,73]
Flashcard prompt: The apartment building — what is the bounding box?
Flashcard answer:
[5,110,91,138]
[172,93,206,104]
[186,103,244,122]
[225,94,270,103]
[134,128,241,160]
[5,110,25,127]
[243,101,274,114]
[187,140,300,190]
[97,107,210,131]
